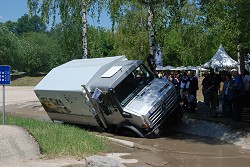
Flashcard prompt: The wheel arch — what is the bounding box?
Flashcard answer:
[116,122,145,138]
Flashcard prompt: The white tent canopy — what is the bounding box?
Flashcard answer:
[203,44,238,69]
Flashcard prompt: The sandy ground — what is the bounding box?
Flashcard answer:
[0,86,38,106]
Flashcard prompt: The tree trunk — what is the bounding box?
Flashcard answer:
[237,44,245,74]
[81,2,88,59]
[147,6,155,56]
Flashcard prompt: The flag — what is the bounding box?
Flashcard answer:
[155,45,162,67]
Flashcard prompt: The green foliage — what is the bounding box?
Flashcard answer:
[15,14,47,34]
[49,23,118,60]
[1,0,249,73]
[50,23,82,60]
[5,115,108,158]
[17,32,62,75]
[88,26,118,58]
[112,0,250,66]
[200,0,250,59]
[114,7,149,60]
[0,25,19,67]
[27,0,108,58]
[2,21,17,33]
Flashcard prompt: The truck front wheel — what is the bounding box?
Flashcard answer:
[117,125,145,138]
[172,105,183,123]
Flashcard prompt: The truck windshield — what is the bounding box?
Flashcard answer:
[114,64,154,107]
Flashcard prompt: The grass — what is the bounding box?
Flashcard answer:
[10,76,44,86]
[7,75,109,158]
[2,115,109,158]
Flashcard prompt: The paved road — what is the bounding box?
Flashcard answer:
[0,86,38,106]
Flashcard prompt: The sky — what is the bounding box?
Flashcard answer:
[0,0,112,29]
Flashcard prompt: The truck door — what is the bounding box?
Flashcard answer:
[99,93,125,125]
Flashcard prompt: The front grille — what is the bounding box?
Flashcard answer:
[149,87,177,125]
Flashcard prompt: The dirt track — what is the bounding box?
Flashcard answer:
[0,86,38,106]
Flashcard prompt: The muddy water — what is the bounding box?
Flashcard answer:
[114,131,250,167]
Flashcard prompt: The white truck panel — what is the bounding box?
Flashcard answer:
[34,56,127,92]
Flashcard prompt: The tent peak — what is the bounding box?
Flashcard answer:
[202,44,238,69]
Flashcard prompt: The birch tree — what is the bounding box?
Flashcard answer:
[109,0,172,58]
[131,0,166,56]
[27,0,105,59]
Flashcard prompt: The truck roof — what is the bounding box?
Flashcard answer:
[90,60,142,92]
[34,56,128,92]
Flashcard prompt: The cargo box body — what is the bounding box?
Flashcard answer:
[34,56,127,126]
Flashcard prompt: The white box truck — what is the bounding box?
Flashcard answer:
[34,56,182,137]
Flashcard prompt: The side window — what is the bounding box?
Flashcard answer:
[100,94,118,108]
[99,93,119,115]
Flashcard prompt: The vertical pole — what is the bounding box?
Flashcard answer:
[237,44,245,74]
[2,85,5,125]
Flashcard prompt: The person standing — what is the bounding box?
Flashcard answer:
[203,69,218,110]
[241,69,250,108]
[201,71,210,106]
[221,74,233,117]
[188,71,199,97]
[180,71,189,101]
[230,69,244,121]
[169,71,180,92]
[162,72,169,81]
[208,70,219,110]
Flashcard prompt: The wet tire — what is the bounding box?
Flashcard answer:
[169,105,183,124]
[118,128,143,138]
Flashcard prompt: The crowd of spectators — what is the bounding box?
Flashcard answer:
[220,69,250,121]
[157,68,250,121]
[158,70,199,113]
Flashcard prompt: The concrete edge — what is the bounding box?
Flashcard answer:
[99,135,161,152]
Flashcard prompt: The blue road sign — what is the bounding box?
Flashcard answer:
[0,65,11,85]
